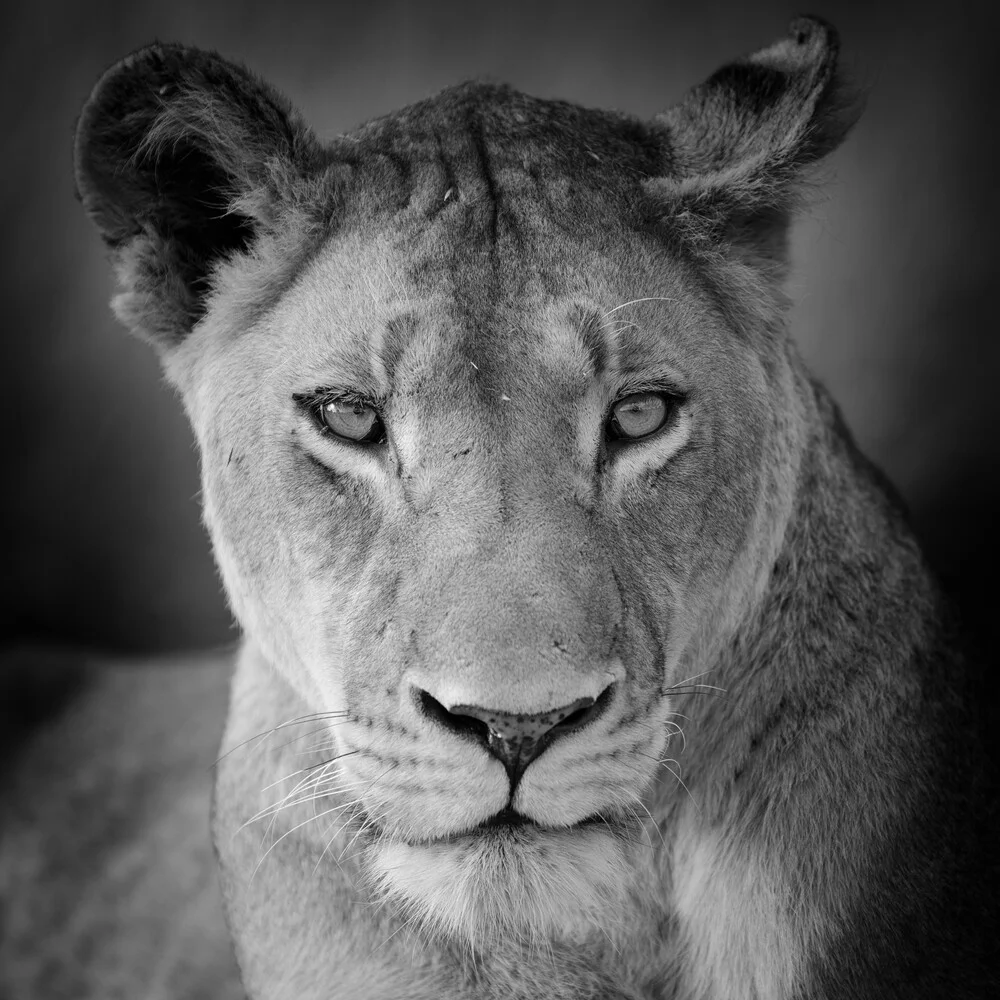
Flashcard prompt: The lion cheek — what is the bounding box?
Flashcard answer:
[204,494,350,710]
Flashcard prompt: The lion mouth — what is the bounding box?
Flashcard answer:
[364,807,618,850]
[452,806,610,842]
[474,806,533,831]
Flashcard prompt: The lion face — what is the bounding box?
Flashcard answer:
[167,171,793,943]
[75,24,848,949]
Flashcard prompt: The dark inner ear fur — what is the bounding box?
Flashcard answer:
[649,16,862,263]
[134,140,255,296]
[74,43,319,344]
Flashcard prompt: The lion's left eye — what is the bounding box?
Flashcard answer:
[320,400,385,444]
[607,392,673,441]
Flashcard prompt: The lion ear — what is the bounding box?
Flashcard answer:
[74,44,323,347]
[649,16,860,259]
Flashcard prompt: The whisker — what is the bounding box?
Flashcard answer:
[620,802,656,855]
[663,719,687,753]
[337,814,375,865]
[254,760,398,877]
[246,770,374,827]
[258,764,331,797]
[214,711,351,765]
[245,754,370,833]
[626,794,666,850]
[602,296,677,316]
[660,757,702,815]
[248,801,356,884]
[270,723,348,755]
[312,801,367,876]
[662,683,727,698]
[668,669,718,688]
[303,749,361,773]
[607,761,667,851]
[334,765,397,862]
[257,748,360,796]
[293,738,346,757]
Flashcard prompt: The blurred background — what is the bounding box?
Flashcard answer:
[3,0,997,660]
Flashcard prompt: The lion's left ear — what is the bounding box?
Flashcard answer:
[648,16,860,259]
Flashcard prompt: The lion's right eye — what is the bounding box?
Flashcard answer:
[320,400,386,444]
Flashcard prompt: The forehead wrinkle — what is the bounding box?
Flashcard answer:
[576,307,613,379]
[373,312,419,389]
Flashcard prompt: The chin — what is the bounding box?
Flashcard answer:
[364,821,638,950]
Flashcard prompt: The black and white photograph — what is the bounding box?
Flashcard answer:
[2,1,997,997]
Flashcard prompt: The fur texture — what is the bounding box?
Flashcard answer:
[71,17,997,999]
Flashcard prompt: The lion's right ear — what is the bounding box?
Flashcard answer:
[74,44,324,347]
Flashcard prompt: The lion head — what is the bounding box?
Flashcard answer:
[75,18,857,963]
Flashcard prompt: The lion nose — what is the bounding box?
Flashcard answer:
[415,685,615,785]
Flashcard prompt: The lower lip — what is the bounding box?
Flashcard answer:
[466,812,609,839]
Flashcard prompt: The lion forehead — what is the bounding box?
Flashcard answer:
[335,81,666,202]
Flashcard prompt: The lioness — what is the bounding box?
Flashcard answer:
[70,16,996,999]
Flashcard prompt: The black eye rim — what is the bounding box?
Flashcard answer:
[292,391,388,447]
[605,390,682,444]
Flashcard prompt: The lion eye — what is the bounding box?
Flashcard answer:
[607,393,672,441]
[321,400,385,444]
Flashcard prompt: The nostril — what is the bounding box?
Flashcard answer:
[550,691,610,734]
[559,705,591,727]
[415,688,490,743]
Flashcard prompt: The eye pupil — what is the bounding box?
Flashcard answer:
[608,393,671,441]
[321,400,384,443]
